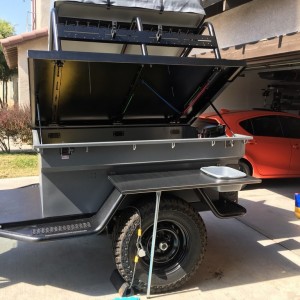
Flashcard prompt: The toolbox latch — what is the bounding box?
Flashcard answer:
[60,147,74,159]
[156,25,163,41]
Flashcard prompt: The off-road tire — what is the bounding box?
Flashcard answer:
[112,196,207,293]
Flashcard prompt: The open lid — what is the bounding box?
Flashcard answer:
[28,50,245,127]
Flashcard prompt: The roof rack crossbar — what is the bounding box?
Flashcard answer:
[49,7,220,55]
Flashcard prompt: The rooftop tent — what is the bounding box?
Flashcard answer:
[54,0,205,15]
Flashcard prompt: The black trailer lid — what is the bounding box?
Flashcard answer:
[28,50,245,127]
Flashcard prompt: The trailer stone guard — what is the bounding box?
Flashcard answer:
[0,0,261,296]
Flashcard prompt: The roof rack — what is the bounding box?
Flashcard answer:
[48,5,221,59]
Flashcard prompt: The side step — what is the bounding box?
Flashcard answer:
[32,220,92,236]
[196,189,246,218]
[0,189,124,242]
[0,216,96,242]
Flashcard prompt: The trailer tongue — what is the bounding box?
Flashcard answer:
[0,0,261,295]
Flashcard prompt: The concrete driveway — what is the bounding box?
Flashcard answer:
[0,177,299,300]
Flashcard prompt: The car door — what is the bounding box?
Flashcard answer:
[279,116,300,175]
[245,116,291,177]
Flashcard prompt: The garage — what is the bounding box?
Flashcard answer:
[193,0,300,114]
[204,32,300,114]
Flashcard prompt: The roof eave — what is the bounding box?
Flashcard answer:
[0,28,48,69]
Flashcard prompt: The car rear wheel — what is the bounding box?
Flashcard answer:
[239,160,252,189]
[112,196,207,293]
[239,160,251,176]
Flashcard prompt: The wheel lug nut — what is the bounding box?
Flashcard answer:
[159,242,168,251]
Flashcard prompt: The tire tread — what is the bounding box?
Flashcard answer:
[112,197,207,293]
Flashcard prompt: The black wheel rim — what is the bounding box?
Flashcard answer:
[141,220,188,273]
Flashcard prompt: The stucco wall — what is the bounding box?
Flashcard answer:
[36,0,52,30]
[18,37,48,107]
[206,0,300,49]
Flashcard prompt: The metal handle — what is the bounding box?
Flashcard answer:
[201,22,221,59]
[49,8,61,51]
[136,17,148,56]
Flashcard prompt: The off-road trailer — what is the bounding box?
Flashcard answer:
[0,0,260,296]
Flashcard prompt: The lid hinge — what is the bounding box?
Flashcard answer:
[52,60,64,125]
[36,99,43,144]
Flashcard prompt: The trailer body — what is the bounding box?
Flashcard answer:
[0,0,261,294]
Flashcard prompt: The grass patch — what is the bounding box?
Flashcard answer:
[0,153,38,178]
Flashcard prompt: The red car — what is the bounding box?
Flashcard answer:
[198,109,300,179]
